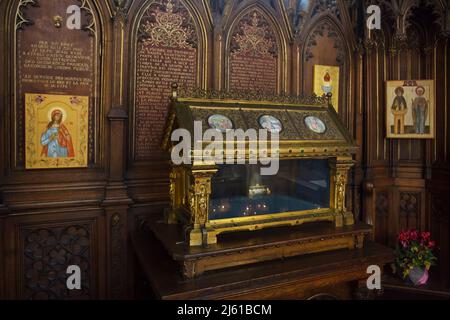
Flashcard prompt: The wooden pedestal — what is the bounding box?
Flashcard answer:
[149,221,372,278]
[131,223,394,300]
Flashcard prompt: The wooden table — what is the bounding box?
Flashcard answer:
[131,228,394,300]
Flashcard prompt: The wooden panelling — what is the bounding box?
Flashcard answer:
[428,183,450,287]
[398,192,422,231]
[374,190,389,245]
[3,208,105,299]
[362,1,450,280]
[0,0,124,300]
[0,214,5,299]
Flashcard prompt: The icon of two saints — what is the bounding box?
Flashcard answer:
[391,86,429,135]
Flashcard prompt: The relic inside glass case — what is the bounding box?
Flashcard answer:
[210,160,330,220]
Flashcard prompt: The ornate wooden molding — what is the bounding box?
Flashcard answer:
[376,0,449,49]
[399,192,421,230]
[176,86,328,105]
[311,0,341,20]
[375,192,389,218]
[305,20,345,65]
[109,212,125,299]
[78,0,96,36]
[112,0,131,21]
[380,0,419,48]
[209,0,234,29]
[441,6,450,37]
[15,0,37,31]
[432,0,450,37]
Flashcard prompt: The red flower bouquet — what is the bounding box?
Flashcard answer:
[395,230,437,285]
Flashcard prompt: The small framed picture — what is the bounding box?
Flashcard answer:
[386,80,435,139]
[313,64,339,112]
[25,93,89,169]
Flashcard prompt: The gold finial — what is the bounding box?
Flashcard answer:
[166,0,174,13]
[251,12,259,27]
[171,83,178,99]
[326,92,333,107]
[53,15,63,28]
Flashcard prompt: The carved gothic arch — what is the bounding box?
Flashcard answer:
[300,15,352,124]
[302,15,351,67]
[5,0,107,170]
[224,2,289,92]
[129,0,210,89]
[128,0,210,162]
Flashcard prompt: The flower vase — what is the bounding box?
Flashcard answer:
[408,267,429,285]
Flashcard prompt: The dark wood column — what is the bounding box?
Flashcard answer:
[0,0,8,300]
[101,1,133,299]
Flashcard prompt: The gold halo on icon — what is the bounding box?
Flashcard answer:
[47,106,67,122]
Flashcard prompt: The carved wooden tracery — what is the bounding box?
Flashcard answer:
[22,224,93,299]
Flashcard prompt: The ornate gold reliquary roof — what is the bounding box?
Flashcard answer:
[162,87,357,160]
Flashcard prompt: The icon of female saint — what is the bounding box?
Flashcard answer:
[40,108,75,158]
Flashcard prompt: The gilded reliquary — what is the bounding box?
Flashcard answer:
[162,87,358,247]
